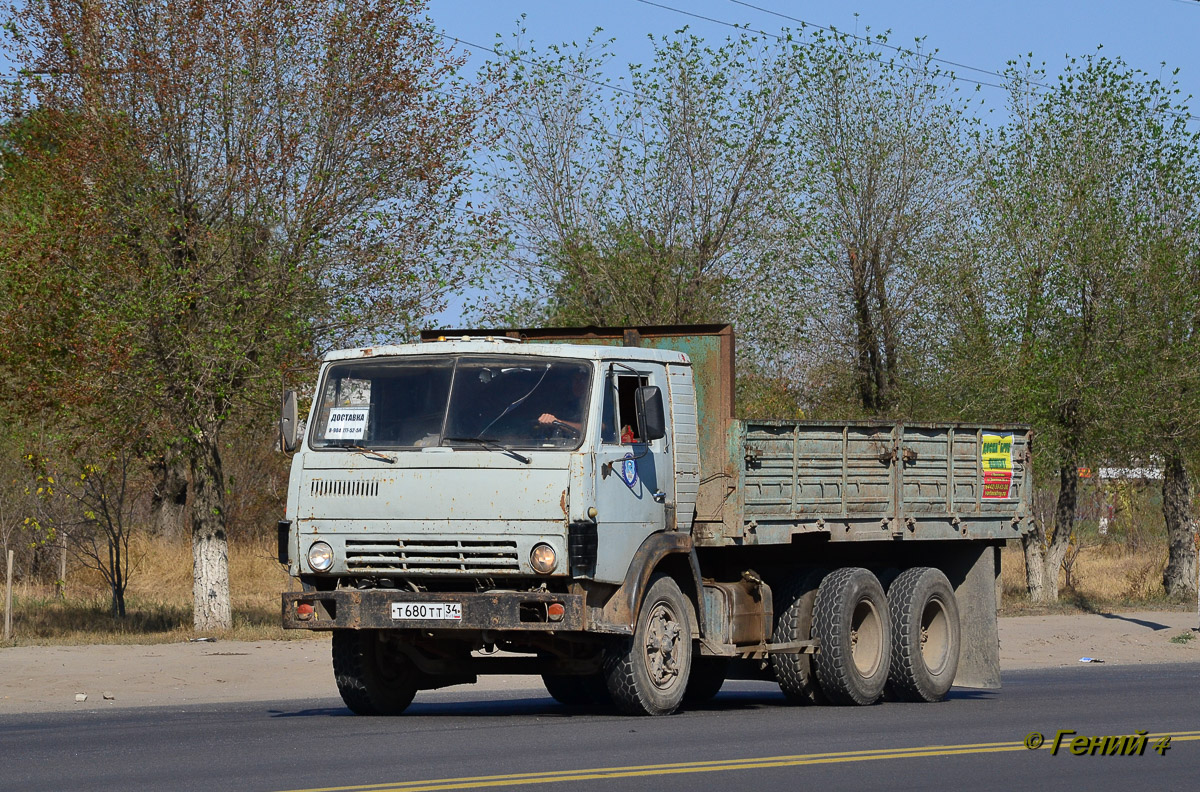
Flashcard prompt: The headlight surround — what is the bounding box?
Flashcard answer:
[307,541,334,572]
[529,543,557,574]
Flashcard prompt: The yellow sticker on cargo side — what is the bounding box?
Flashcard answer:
[982,433,1014,500]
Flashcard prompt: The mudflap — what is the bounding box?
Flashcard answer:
[946,543,1002,689]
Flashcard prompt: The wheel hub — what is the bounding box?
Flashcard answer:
[644,604,682,689]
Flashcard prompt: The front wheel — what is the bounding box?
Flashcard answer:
[332,630,419,715]
[605,575,694,715]
[811,567,890,706]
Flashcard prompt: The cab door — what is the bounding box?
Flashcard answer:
[592,362,673,583]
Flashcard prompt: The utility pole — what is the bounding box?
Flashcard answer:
[4,549,13,641]
[58,531,67,600]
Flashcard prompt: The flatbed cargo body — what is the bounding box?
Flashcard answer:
[718,419,1031,545]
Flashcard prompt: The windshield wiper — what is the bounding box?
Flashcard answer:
[344,444,396,464]
[476,363,551,438]
[442,436,531,465]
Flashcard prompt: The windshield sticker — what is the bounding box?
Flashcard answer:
[325,407,369,440]
[982,433,1014,499]
[620,452,638,488]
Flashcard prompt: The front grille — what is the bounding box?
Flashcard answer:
[310,479,380,498]
[345,538,520,574]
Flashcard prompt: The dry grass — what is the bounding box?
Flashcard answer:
[999,542,1192,615]
[3,533,1193,645]
[0,535,320,646]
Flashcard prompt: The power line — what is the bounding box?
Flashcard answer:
[437,31,643,99]
[637,0,1200,124]
[633,0,1010,92]
[726,0,1051,90]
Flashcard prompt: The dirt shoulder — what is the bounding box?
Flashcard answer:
[998,610,1198,669]
[2,611,1197,715]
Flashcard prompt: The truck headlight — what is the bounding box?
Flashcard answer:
[530,543,557,574]
[307,541,334,572]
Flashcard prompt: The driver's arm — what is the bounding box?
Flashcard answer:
[537,413,582,432]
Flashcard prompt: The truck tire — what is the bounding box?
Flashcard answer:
[604,574,693,716]
[811,567,890,706]
[541,673,610,707]
[886,567,960,703]
[771,568,828,705]
[332,630,419,715]
[683,657,729,705]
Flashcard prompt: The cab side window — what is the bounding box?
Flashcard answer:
[601,372,649,444]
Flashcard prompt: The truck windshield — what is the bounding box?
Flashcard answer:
[309,355,591,451]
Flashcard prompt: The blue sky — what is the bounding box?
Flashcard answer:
[6,1,1195,96]
[429,0,1200,115]
[422,0,1200,326]
[5,1,1198,326]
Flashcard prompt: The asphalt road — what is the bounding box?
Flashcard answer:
[2,664,1197,792]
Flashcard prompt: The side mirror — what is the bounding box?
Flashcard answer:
[635,385,666,442]
[280,390,299,452]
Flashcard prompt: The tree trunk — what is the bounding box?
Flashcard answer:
[57,532,67,600]
[152,449,189,539]
[109,532,126,618]
[191,436,232,631]
[849,248,882,413]
[1162,452,1197,598]
[1020,529,1048,601]
[1024,463,1077,603]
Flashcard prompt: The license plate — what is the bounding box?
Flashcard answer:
[390,601,462,621]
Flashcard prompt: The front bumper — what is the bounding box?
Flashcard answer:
[282,588,585,631]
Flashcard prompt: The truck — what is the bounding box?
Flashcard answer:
[278,324,1032,716]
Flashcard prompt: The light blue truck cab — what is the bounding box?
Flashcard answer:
[280,325,1031,716]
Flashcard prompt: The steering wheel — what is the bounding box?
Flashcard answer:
[540,419,581,441]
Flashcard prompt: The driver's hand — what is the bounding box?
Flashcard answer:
[537,413,557,424]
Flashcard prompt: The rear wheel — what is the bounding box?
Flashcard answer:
[332,630,419,715]
[811,567,890,706]
[771,569,827,705]
[604,575,693,715]
[886,567,960,702]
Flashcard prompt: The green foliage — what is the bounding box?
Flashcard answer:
[1,0,492,432]
[483,27,797,332]
[0,0,496,628]
[784,29,977,416]
[934,52,1200,600]
[736,366,806,421]
[948,52,1200,473]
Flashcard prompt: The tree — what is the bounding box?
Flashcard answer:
[784,30,975,417]
[1,0,493,629]
[952,54,1197,602]
[27,443,146,618]
[1104,128,1200,598]
[484,28,797,335]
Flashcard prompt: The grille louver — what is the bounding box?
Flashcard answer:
[345,539,520,574]
[310,479,381,498]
